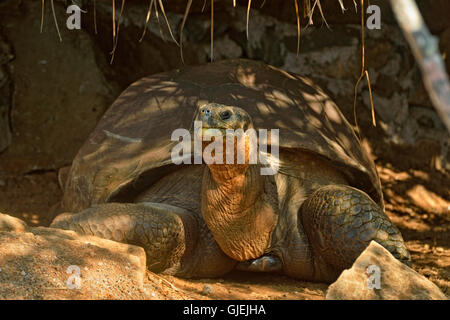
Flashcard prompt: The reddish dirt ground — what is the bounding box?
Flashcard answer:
[0,157,448,300]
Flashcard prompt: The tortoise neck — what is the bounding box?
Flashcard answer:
[201,164,277,261]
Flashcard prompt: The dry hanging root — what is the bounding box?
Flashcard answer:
[52,0,62,42]
[140,0,155,42]
[353,0,377,138]
[246,0,252,40]
[39,0,357,66]
[294,0,301,56]
[94,0,98,34]
[309,0,330,28]
[180,0,193,63]
[41,0,45,33]
[211,0,214,62]
[158,0,180,46]
[110,0,126,64]
[40,0,62,41]
[110,0,181,64]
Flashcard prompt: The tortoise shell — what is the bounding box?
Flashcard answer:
[62,59,383,213]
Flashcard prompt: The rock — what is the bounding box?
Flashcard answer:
[0,213,28,232]
[211,35,243,60]
[0,217,148,299]
[0,1,118,174]
[201,284,214,296]
[326,241,447,300]
[0,32,13,153]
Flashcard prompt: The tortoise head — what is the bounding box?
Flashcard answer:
[194,103,256,174]
[194,103,254,135]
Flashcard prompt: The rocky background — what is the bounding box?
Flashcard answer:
[0,0,449,175]
[0,0,448,299]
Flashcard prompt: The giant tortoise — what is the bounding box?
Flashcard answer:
[51,59,410,282]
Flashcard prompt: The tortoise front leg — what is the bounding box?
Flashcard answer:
[51,202,198,274]
[51,202,236,278]
[300,185,411,280]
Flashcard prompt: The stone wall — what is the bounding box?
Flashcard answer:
[0,0,449,174]
[0,31,13,153]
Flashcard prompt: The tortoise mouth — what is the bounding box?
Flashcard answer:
[202,125,232,132]
[202,129,223,141]
[201,125,229,131]
[198,126,251,141]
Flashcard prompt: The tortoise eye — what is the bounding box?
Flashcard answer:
[220,110,232,120]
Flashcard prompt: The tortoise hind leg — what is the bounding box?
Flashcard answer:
[51,202,198,274]
[301,184,411,279]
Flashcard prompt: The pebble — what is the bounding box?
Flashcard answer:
[21,271,26,276]
[201,284,214,296]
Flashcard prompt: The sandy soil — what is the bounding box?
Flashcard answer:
[0,157,448,300]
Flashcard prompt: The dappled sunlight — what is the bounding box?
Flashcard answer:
[306,116,323,129]
[256,101,274,116]
[266,90,292,109]
[375,162,449,268]
[406,185,449,215]
[324,100,343,124]
[18,213,40,226]
[235,66,257,87]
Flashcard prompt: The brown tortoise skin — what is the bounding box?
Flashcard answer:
[301,185,411,273]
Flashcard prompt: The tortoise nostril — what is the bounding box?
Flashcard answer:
[201,108,211,115]
[220,110,231,120]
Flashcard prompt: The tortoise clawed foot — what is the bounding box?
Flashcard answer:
[235,255,282,272]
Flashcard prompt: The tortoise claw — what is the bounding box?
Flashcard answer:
[235,255,282,272]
